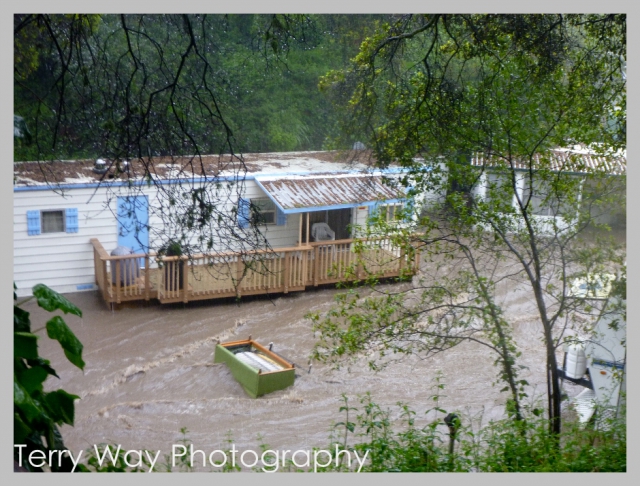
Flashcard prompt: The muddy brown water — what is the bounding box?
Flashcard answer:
[26,281,578,471]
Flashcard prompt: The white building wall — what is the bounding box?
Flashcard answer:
[472,170,576,234]
[13,178,311,296]
[14,186,120,296]
[242,180,301,249]
[350,204,372,237]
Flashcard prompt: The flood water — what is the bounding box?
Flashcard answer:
[27,278,577,471]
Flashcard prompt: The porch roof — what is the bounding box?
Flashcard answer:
[254,172,406,214]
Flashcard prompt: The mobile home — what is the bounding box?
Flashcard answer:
[14,151,418,303]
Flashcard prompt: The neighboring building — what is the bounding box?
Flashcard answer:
[13,151,416,297]
[470,146,626,232]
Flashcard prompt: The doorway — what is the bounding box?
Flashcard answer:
[303,208,352,242]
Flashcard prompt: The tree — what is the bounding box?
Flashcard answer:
[312,14,626,435]
[13,14,383,260]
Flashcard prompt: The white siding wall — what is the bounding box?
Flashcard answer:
[472,172,487,200]
[259,215,301,248]
[13,179,306,296]
[14,186,120,296]
[472,171,575,234]
[350,204,371,237]
[242,181,301,248]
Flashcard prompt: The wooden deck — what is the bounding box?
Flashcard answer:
[91,236,417,308]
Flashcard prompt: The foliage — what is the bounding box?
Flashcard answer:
[314,13,626,436]
[75,398,625,473]
[14,115,32,146]
[157,239,184,258]
[325,381,625,472]
[325,14,625,161]
[14,284,85,472]
[60,396,627,473]
[14,14,382,162]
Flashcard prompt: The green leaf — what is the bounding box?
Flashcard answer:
[16,366,49,394]
[26,357,59,378]
[14,332,39,360]
[44,390,79,426]
[14,413,32,444]
[46,316,85,370]
[14,305,31,333]
[14,379,42,423]
[33,284,82,317]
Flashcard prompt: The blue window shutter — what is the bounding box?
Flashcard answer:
[238,198,250,229]
[66,208,79,233]
[27,211,41,236]
[276,205,287,226]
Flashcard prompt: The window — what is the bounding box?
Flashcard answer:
[250,198,276,225]
[383,203,404,222]
[371,202,407,224]
[27,208,78,235]
[237,198,285,229]
[42,210,65,233]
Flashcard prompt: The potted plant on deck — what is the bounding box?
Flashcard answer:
[158,240,184,293]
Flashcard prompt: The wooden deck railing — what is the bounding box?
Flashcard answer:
[155,246,311,304]
[91,238,156,305]
[91,236,417,308]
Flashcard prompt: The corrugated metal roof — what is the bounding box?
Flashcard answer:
[470,149,626,175]
[255,173,406,213]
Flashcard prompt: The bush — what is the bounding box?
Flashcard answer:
[14,284,86,472]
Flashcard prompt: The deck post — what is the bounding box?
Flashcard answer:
[283,251,290,293]
[236,256,243,298]
[144,255,150,301]
[158,258,164,300]
[115,260,121,304]
[306,212,310,245]
[101,259,109,305]
[313,245,319,286]
[301,248,308,287]
[357,257,364,280]
[182,258,189,303]
[93,247,99,285]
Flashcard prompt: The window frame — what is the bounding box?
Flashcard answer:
[380,202,405,223]
[41,209,66,234]
[250,197,277,226]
